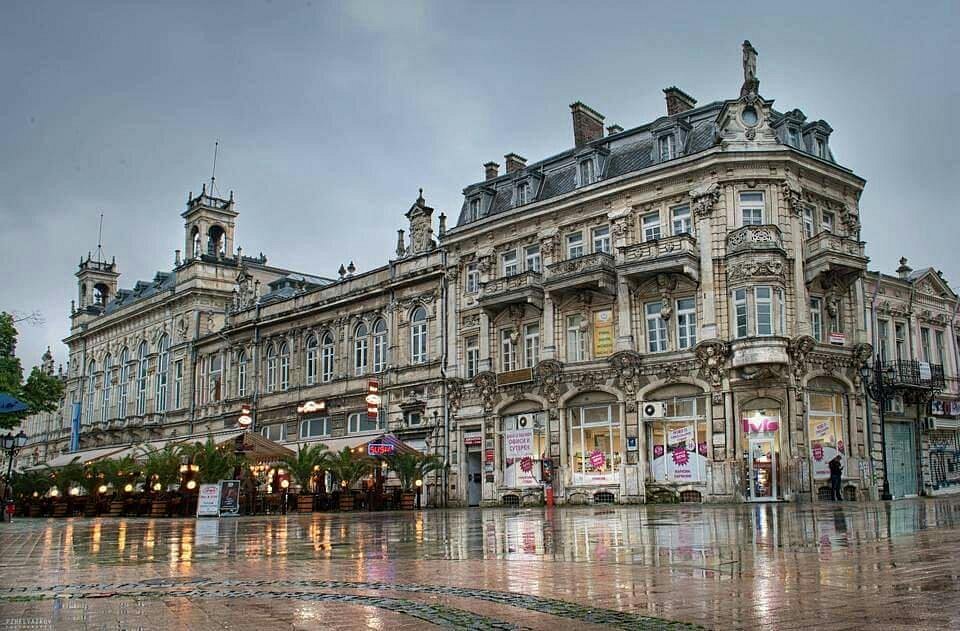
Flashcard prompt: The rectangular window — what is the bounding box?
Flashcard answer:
[525,245,541,272]
[877,319,889,363]
[299,417,329,439]
[465,263,480,294]
[500,329,517,372]
[261,423,287,442]
[777,288,786,335]
[803,205,815,239]
[208,354,222,403]
[658,134,675,161]
[935,330,946,372]
[465,335,479,379]
[642,212,661,242]
[566,232,584,259]
[648,396,708,483]
[788,127,800,147]
[895,323,906,361]
[173,360,183,409]
[524,323,540,368]
[676,298,697,350]
[921,327,932,363]
[646,302,668,353]
[516,182,528,206]
[755,286,773,336]
[816,138,826,158]
[734,289,748,338]
[592,226,611,253]
[566,314,586,362]
[348,411,381,434]
[739,191,764,226]
[470,198,481,221]
[810,297,823,342]
[405,411,422,426]
[671,205,691,235]
[501,250,518,277]
[821,211,834,234]
[579,159,595,185]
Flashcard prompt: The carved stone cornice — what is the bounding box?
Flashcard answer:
[694,340,730,388]
[780,180,803,216]
[534,359,564,404]
[473,371,499,410]
[690,182,720,220]
[609,351,642,398]
[727,260,785,282]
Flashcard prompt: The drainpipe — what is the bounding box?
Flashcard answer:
[439,249,450,508]
[252,303,262,433]
[864,275,882,495]
[188,310,202,435]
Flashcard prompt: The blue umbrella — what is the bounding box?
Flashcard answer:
[0,393,29,415]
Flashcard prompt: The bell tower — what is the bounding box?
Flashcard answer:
[182,182,238,262]
[76,252,119,310]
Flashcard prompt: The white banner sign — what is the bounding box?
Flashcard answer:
[668,426,694,446]
[196,483,221,518]
[504,428,534,459]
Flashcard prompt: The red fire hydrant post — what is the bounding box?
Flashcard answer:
[545,486,554,507]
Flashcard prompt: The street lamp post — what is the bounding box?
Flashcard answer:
[2,430,28,522]
[860,355,896,501]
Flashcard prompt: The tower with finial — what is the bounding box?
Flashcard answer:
[41,347,55,376]
[405,188,437,256]
[76,213,119,310]
[182,142,238,262]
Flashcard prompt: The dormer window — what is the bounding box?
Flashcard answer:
[788,127,800,147]
[578,159,595,186]
[469,198,481,221]
[815,138,826,159]
[658,134,676,161]
[515,182,529,206]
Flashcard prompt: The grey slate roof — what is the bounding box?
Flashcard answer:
[259,272,335,304]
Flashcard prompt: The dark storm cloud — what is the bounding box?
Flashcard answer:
[1,0,957,367]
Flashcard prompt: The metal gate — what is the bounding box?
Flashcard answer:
[885,422,918,498]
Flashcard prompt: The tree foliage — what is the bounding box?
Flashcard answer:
[0,312,64,429]
[386,452,444,491]
[281,442,329,490]
[325,447,371,489]
[184,437,245,484]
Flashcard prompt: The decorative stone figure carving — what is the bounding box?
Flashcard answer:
[694,340,730,388]
[690,182,720,220]
[609,351,643,398]
[535,359,564,404]
[741,40,759,96]
[473,371,499,411]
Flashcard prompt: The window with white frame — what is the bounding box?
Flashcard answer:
[117,348,129,418]
[266,344,278,392]
[671,204,691,235]
[136,341,148,415]
[524,323,540,368]
[566,314,586,362]
[658,134,676,161]
[348,411,382,433]
[465,335,479,379]
[642,212,661,242]
[592,226,611,253]
[173,358,183,409]
[86,359,96,423]
[568,401,622,484]
[579,159,595,185]
[803,205,815,239]
[470,198,481,221]
[411,307,428,364]
[516,182,529,206]
[405,410,422,426]
[236,351,248,397]
[300,416,329,439]
[279,343,290,390]
[208,353,222,403]
[354,322,369,376]
[197,357,207,406]
[778,288,786,335]
[500,329,517,372]
[755,286,773,336]
[156,335,169,413]
[877,319,890,363]
[525,245,541,272]
[566,232,584,259]
[676,298,697,350]
[821,211,834,234]
[262,423,287,442]
[100,354,112,422]
[646,302,668,352]
[465,262,480,293]
[935,330,947,372]
[739,191,764,226]
[501,250,518,277]
[648,395,709,483]
[734,289,748,338]
[321,332,335,382]
[373,318,387,373]
[305,336,318,385]
[810,297,823,342]
[921,327,932,363]
[895,323,906,361]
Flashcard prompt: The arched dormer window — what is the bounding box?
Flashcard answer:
[266,344,278,392]
[321,332,335,383]
[372,318,387,373]
[100,354,112,423]
[236,350,248,397]
[305,335,319,385]
[86,359,96,424]
[278,342,290,390]
[136,341,149,415]
[354,322,369,376]
[410,306,428,364]
[117,347,129,418]
[155,334,169,413]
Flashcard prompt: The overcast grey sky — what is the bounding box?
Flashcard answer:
[2,0,957,369]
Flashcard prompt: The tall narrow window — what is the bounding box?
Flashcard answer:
[642,212,661,242]
[566,232,584,259]
[515,182,528,206]
[117,348,129,418]
[155,334,169,413]
[658,134,675,161]
[173,359,183,409]
[877,320,889,363]
[921,327,932,363]
[470,198,481,221]
[895,323,906,361]
[525,245,541,272]
[592,226,611,253]
[266,344,278,393]
[646,302,667,353]
[579,159,595,185]
[465,335,479,379]
[501,250,518,277]
[197,356,207,405]
[671,205,691,235]
[236,351,248,397]
[465,262,480,293]
[321,333,335,382]
[803,205,815,239]
[136,341,148,415]
[279,343,290,390]
[810,297,823,342]
[372,319,387,373]
[209,353,222,403]
[566,314,586,362]
[739,191,764,226]
[500,329,517,372]
[821,211,834,234]
[411,307,428,364]
[354,322,369,376]
[935,330,947,372]
[100,354,111,423]
[676,298,697,350]
[524,323,540,368]
[755,286,773,336]
[734,289,748,338]
[86,360,96,423]
[305,336,318,385]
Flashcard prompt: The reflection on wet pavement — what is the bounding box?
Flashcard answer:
[1,497,959,629]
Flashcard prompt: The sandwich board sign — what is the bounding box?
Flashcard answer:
[219,480,241,517]
[196,483,221,518]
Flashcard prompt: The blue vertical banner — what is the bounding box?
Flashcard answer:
[70,402,81,452]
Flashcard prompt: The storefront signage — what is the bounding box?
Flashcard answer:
[814,421,831,438]
[520,456,533,472]
[196,483,221,518]
[497,368,533,386]
[485,449,494,463]
[668,426,694,446]
[589,450,606,469]
[742,416,779,434]
[593,309,615,358]
[627,436,638,451]
[919,362,932,381]
[828,332,846,345]
[367,442,395,456]
[504,428,534,459]
[463,432,483,447]
[219,480,240,517]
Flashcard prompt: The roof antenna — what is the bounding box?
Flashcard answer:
[210,139,219,197]
[95,212,104,264]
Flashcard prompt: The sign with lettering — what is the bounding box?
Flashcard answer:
[463,432,483,447]
[593,309,615,357]
[367,443,395,456]
[589,450,606,469]
[828,332,846,345]
[196,484,221,518]
[742,416,780,434]
[668,426,694,446]
[504,429,534,460]
[219,480,240,517]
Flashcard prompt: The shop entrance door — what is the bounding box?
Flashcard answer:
[886,422,918,498]
[748,438,777,501]
[466,451,482,507]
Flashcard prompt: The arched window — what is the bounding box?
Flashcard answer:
[237,350,248,397]
[100,354,112,423]
[191,226,202,259]
[411,306,428,364]
[209,353,222,402]
[372,318,387,373]
[117,347,129,418]
[305,336,319,385]
[321,332,335,383]
[86,360,96,424]
[155,334,169,413]
[207,225,226,256]
[266,344,278,393]
[136,341,149,415]
[279,342,290,390]
[354,322,369,376]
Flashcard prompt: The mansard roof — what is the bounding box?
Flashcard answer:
[259,272,336,304]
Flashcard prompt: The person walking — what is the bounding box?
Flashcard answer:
[828,455,844,501]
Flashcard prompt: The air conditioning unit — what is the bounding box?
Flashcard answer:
[884,396,904,415]
[641,401,666,419]
[517,415,529,428]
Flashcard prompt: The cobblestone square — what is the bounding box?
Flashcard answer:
[1,497,959,630]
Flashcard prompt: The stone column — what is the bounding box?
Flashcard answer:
[542,295,557,360]
[446,266,460,374]
[615,275,633,351]
[479,311,492,372]
[691,183,720,339]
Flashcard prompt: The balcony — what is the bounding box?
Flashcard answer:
[884,360,945,390]
[544,252,616,297]
[803,231,868,284]
[478,270,544,314]
[730,336,791,369]
[618,234,699,283]
[726,224,785,255]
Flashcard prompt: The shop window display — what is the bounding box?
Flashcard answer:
[501,411,547,488]
[569,401,622,485]
[648,396,708,483]
[808,391,845,480]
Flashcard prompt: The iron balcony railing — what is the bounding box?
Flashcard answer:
[883,360,946,389]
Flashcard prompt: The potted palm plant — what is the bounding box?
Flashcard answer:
[140,445,182,516]
[387,452,443,510]
[281,443,328,513]
[98,455,141,516]
[325,447,370,511]
[185,437,244,484]
[48,458,83,517]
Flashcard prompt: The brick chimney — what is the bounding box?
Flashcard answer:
[570,102,605,147]
[504,153,527,174]
[484,161,500,181]
[663,87,697,116]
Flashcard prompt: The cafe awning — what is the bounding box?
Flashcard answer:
[37,445,129,468]
[223,430,295,463]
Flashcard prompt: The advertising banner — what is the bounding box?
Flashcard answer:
[196,483,221,518]
[668,425,694,446]
[218,480,240,517]
[504,429,534,459]
[593,310,615,358]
